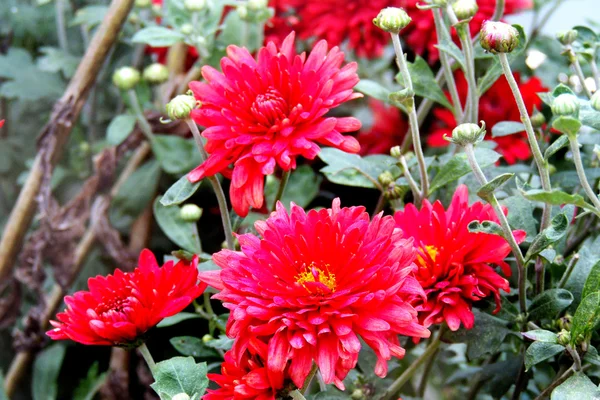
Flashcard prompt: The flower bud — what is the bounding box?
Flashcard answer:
[184,0,206,11]
[180,23,193,35]
[238,0,272,22]
[556,329,571,346]
[134,0,151,8]
[556,29,578,46]
[530,107,546,128]
[351,389,365,400]
[390,145,402,159]
[384,184,405,201]
[378,171,394,187]
[112,67,141,91]
[180,204,202,222]
[143,63,169,84]
[551,94,579,117]
[171,394,191,400]
[452,0,478,22]
[202,334,213,343]
[557,314,573,331]
[447,121,486,146]
[373,7,412,34]
[248,0,268,10]
[591,91,600,111]
[480,21,519,54]
[165,94,199,120]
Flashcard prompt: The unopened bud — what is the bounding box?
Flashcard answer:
[557,29,578,46]
[378,171,394,187]
[591,91,600,111]
[143,63,169,84]
[480,21,519,54]
[384,184,404,200]
[134,0,151,8]
[238,0,272,22]
[202,334,213,343]
[452,0,478,22]
[180,204,202,222]
[112,67,141,91]
[165,94,199,120]
[248,0,268,10]
[530,108,546,128]
[184,0,206,11]
[551,94,579,117]
[351,389,365,400]
[373,7,412,34]
[556,329,571,346]
[171,394,191,400]
[180,23,194,35]
[447,121,486,146]
[390,145,402,159]
[557,314,573,331]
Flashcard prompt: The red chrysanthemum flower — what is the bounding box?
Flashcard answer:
[47,250,205,346]
[205,338,289,400]
[357,99,408,155]
[200,199,430,390]
[427,71,547,164]
[188,32,362,217]
[394,185,526,331]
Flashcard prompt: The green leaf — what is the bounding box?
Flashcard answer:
[582,261,600,300]
[571,292,600,345]
[522,329,558,343]
[491,121,525,137]
[516,182,598,216]
[312,388,351,400]
[106,114,137,145]
[151,135,202,175]
[525,342,565,371]
[150,357,209,400]
[32,344,66,400]
[161,175,202,207]
[566,236,600,305]
[467,220,505,237]
[169,337,220,359]
[477,173,514,200]
[552,116,582,136]
[552,83,575,97]
[430,148,502,193]
[37,47,80,78]
[204,335,234,351]
[551,372,600,400]
[544,135,570,160]
[132,27,185,47]
[396,56,452,109]
[70,5,109,27]
[525,212,569,262]
[158,312,201,328]
[501,195,537,240]
[153,197,202,254]
[477,25,527,95]
[265,165,322,209]
[318,148,398,189]
[73,362,108,400]
[528,289,573,321]
[435,21,466,70]
[355,80,393,104]
[216,10,264,54]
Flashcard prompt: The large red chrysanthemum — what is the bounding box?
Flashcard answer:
[200,199,429,389]
[188,32,361,217]
[357,99,408,155]
[205,338,288,400]
[427,71,547,164]
[47,250,205,346]
[394,185,526,331]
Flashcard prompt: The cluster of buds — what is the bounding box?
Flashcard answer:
[378,171,404,200]
[480,21,520,54]
[373,7,411,34]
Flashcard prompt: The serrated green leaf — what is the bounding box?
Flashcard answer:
[396,56,452,109]
[132,27,185,47]
[516,181,600,217]
[477,173,514,200]
[467,220,505,237]
[582,261,600,300]
[169,337,220,359]
[571,292,600,345]
[151,135,202,175]
[153,197,202,254]
[107,114,137,145]
[491,121,526,137]
[551,372,600,400]
[161,175,202,207]
[430,148,502,193]
[150,357,208,400]
[158,312,201,328]
[544,135,570,160]
[318,148,398,189]
[525,342,564,371]
[525,212,569,262]
[32,344,66,400]
[522,329,558,343]
[528,289,573,321]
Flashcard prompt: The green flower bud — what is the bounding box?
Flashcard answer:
[134,0,151,8]
[112,67,141,91]
[384,184,405,201]
[373,7,412,34]
[180,23,194,36]
[556,329,571,346]
[184,0,206,11]
[390,145,402,159]
[447,121,486,146]
[171,394,191,400]
[143,63,169,84]
[351,389,365,400]
[452,0,478,21]
[202,334,213,343]
[556,29,578,46]
[557,313,573,331]
[238,0,272,23]
[480,21,519,54]
[128,13,140,25]
[378,171,394,187]
[180,204,202,222]
[530,107,546,128]
[551,94,580,117]
[165,94,199,120]
[591,91,600,111]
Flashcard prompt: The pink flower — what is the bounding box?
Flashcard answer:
[188,32,361,217]
[201,199,429,389]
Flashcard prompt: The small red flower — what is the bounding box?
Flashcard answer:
[200,199,429,390]
[47,250,205,346]
[205,338,287,400]
[394,185,526,331]
[427,71,547,164]
[357,99,408,155]
[188,32,361,217]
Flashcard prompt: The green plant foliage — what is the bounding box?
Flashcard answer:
[32,344,66,400]
[150,357,209,400]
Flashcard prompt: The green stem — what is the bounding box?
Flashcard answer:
[391,33,429,199]
[492,0,506,20]
[558,253,579,288]
[534,366,574,400]
[417,346,440,397]
[272,170,291,211]
[138,342,156,374]
[398,154,422,206]
[464,144,527,314]
[127,90,155,141]
[528,0,566,46]
[568,135,600,211]
[567,47,593,98]
[379,326,445,400]
[301,363,319,393]
[590,56,600,91]
[186,120,235,250]
[289,390,307,400]
[55,0,69,53]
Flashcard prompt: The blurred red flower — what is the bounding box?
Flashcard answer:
[0,120,4,129]
[394,185,526,331]
[47,250,205,346]
[427,71,547,164]
[200,199,429,389]
[188,33,361,217]
[357,99,408,155]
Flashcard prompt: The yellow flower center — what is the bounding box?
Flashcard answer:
[416,245,438,268]
[295,263,337,295]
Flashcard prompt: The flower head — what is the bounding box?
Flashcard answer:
[373,7,412,34]
[357,99,408,155]
[47,250,205,346]
[201,199,429,389]
[394,185,526,331]
[480,20,520,54]
[188,33,361,217]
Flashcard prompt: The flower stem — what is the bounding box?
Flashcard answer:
[464,144,527,313]
[127,90,155,141]
[301,363,319,393]
[289,390,307,400]
[391,33,429,199]
[398,154,422,206]
[272,170,291,211]
[566,46,593,98]
[558,253,579,288]
[138,342,157,374]
[568,135,600,212]
[590,57,600,91]
[55,0,69,53]
[186,120,235,250]
[492,0,506,20]
[432,9,463,123]
[379,326,445,400]
[417,346,440,397]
